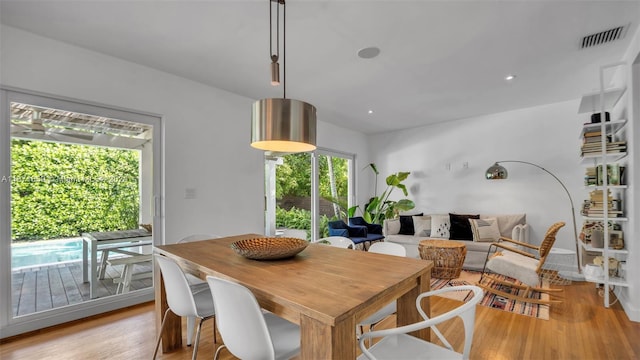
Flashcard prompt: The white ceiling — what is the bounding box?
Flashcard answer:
[1,0,638,134]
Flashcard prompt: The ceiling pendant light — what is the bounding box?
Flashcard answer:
[251,0,317,153]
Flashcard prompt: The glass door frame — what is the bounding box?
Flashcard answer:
[0,87,163,338]
[265,147,355,242]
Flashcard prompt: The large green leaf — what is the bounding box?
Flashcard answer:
[395,199,415,211]
[368,163,379,175]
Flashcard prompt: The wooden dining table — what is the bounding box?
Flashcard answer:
[154,234,433,359]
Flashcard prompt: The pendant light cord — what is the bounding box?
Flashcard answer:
[269,2,280,67]
[269,0,286,98]
[269,1,279,60]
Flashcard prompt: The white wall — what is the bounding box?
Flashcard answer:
[369,39,640,320]
[618,24,640,321]
[369,100,584,251]
[0,25,370,244]
[0,24,370,336]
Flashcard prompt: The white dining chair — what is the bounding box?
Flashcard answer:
[368,241,407,257]
[315,236,356,249]
[206,276,301,360]
[179,233,220,243]
[153,255,216,360]
[178,233,220,346]
[281,228,308,240]
[358,242,407,345]
[357,285,484,360]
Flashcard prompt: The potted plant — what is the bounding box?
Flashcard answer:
[349,163,415,224]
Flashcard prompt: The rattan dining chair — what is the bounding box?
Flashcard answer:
[357,242,407,346]
[207,276,301,360]
[357,285,484,360]
[152,255,216,360]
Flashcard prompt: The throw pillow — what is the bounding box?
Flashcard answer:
[399,213,423,235]
[430,214,450,239]
[469,218,501,242]
[412,215,431,237]
[386,218,401,235]
[449,213,480,240]
[481,214,526,238]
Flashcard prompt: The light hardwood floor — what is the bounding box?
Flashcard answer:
[1,281,639,359]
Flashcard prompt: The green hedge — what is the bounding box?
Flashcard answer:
[275,206,335,239]
[9,140,140,241]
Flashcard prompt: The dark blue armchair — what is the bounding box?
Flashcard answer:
[327,218,384,245]
[349,217,383,237]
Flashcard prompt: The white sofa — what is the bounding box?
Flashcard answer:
[383,213,529,271]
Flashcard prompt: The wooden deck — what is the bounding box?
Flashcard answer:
[11,260,152,317]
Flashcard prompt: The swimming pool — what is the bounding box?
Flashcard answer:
[11,238,83,269]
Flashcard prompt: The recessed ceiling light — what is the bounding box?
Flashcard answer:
[505,74,516,81]
[358,47,381,59]
[368,110,374,114]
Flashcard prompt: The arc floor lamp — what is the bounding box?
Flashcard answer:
[485,161,583,280]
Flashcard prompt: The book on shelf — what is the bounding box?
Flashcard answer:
[582,135,612,143]
[583,130,602,137]
[589,189,612,198]
[581,149,627,156]
[586,211,624,218]
[597,164,623,186]
[581,140,625,148]
[583,189,623,217]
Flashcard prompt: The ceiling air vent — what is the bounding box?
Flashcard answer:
[581,25,627,49]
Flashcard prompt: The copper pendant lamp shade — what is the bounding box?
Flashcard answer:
[251,0,317,153]
[251,98,316,152]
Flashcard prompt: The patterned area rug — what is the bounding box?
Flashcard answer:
[430,270,550,320]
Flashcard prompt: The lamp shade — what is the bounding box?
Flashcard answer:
[485,162,508,180]
[251,98,317,152]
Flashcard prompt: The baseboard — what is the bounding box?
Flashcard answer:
[616,287,640,322]
[0,288,153,339]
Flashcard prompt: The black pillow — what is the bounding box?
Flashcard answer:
[449,213,480,240]
[399,213,423,235]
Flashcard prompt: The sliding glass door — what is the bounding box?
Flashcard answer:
[265,149,354,241]
[0,89,162,338]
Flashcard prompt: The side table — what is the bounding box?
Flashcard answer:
[419,239,467,279]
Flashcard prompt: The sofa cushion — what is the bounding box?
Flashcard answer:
[412,215,431,237]
[399,213,423,235]
[469,218,501,242]
[384,234,422,245]
[449,213,480,240]
[481,214,526,238]
[430,214,450,238]
[386,218,401,235]
[463,240,494,252]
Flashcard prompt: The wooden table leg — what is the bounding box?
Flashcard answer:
[396,272,431,341]
[154,259,182,353]
[300,314,355,359]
